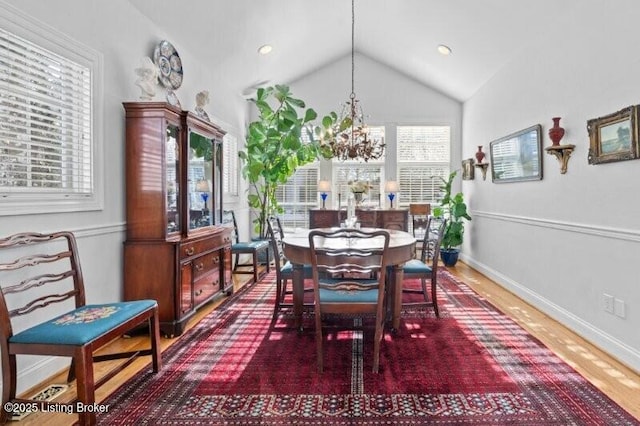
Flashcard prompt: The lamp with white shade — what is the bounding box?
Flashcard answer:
[317,180,331,209]
[384,180,399,209]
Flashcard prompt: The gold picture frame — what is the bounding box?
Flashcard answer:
[587,105,639,165]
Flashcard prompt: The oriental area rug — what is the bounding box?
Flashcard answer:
[98,271,638,425]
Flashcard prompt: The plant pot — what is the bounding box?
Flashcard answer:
[440,248,460,267]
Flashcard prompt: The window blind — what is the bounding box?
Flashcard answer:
[275,166,318,230]
[222,133,238,196]
[0,26,92,195]
[397,126,450,205]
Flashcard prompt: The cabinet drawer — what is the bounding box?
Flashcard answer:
[383,211,407,222]
[192,252,221,280]
[193,271,220,306]
[180,233,231,260]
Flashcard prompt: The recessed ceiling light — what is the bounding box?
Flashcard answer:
[258,44,273,55]
[437,44,452,55]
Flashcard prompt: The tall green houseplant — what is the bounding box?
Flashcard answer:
[239,84,348,238]
[433,171,472,266]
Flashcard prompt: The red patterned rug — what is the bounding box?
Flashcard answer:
[98,271,638,425]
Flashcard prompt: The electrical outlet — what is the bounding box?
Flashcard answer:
[614,298,626,318]
[603,293,614,314]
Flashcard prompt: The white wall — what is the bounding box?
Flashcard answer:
[0,0,248,393]
[462,0,640,372]
[289,52,462,204]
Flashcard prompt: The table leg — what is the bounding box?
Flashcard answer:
[392,264,404,331]
[292,263,304,331]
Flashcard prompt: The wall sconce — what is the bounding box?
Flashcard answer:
[545,117,575,174]
[384,180,399,209]
[317,180,331,209]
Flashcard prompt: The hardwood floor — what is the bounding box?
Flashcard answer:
[12,262,640,424]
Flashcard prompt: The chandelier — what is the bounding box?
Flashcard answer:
[328,0,385,162]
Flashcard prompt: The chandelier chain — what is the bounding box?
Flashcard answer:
[351,0,355,99]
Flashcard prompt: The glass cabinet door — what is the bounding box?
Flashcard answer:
[188,130,214,230]
[166,123,180,234]
[213,140,223,225]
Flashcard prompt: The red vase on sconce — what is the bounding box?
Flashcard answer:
[549,117,565,146]
[475,145,486,163]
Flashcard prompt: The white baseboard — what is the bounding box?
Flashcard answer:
[461,254,640,374]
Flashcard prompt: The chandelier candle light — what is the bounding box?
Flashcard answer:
[318,180,331,209]
[328,0,385,162]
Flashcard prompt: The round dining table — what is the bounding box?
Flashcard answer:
[282,227,416,330]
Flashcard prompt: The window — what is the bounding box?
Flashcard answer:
[333,126,385,208]
[397,126,450,206]
[275,165,318,230]
[222,133,238,197]
[0,5,103,215]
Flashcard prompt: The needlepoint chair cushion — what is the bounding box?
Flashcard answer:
[402,259,433,274]
[232,240,269,251]
[318,279,380,303]
[10,300,157,346]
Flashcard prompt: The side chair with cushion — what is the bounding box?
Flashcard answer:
[308,228,390,373]
[223,210,270,284]
[402,216,447,317]
[266,216,313,321]
[0,231,161,426]
[409,203,431,258]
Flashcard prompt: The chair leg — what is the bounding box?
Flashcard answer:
[421,278,429,303]
[315,309,324,373]
[431,279,440,318]
[74,346,96,426]
[233,253,240,272]
[273,278,283,320]
[373,319,383,373]
[1,353,17,423]
[67,358,76,382]
[150,311,162,372]
[252,253,259,283]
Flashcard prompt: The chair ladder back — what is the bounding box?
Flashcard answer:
[0,232,85,327]
[309,229,389,290]
[421,217,447,265]
[266,217,285,261]
[222,210,240,243]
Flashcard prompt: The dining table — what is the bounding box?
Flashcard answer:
[282,227,416,330]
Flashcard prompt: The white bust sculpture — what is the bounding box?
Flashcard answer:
[134,57,158,101]
[195,90,210,121]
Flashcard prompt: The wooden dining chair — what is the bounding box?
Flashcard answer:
[266,216,313,321]
[308,228,390,373]
[409,203,431,258]
[223,210,270,284]
[402,216,447,317]
[0,231,161,426]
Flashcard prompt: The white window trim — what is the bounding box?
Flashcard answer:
[0,1,104,216]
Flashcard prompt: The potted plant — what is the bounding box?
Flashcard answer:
[239,84,349,238]
[432,171,472,267]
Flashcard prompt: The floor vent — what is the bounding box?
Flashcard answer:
[10,384,69,421]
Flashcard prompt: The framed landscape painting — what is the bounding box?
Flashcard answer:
[587,105,639,165]
[489,124,543,183]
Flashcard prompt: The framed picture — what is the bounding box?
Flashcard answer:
[490,124,543,183]
[587,105,639,165]
[461,158,475,180]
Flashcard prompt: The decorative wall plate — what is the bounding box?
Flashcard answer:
[153,40,183,90]
[166,90,181,109]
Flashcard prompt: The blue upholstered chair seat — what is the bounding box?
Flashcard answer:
[232,240,269,252]
[10,300,157,346]
[281,261,312,275]
[318,278,379,303]
[403,259,433,274]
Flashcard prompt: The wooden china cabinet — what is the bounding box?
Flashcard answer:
[123,102,232,337]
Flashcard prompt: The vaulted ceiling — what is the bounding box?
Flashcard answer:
[129,0,577,102]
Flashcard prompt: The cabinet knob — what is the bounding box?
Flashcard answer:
[213,256,219,263]
[195,289,203,296]
[185,247,195,256]
[195,263,204,271]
